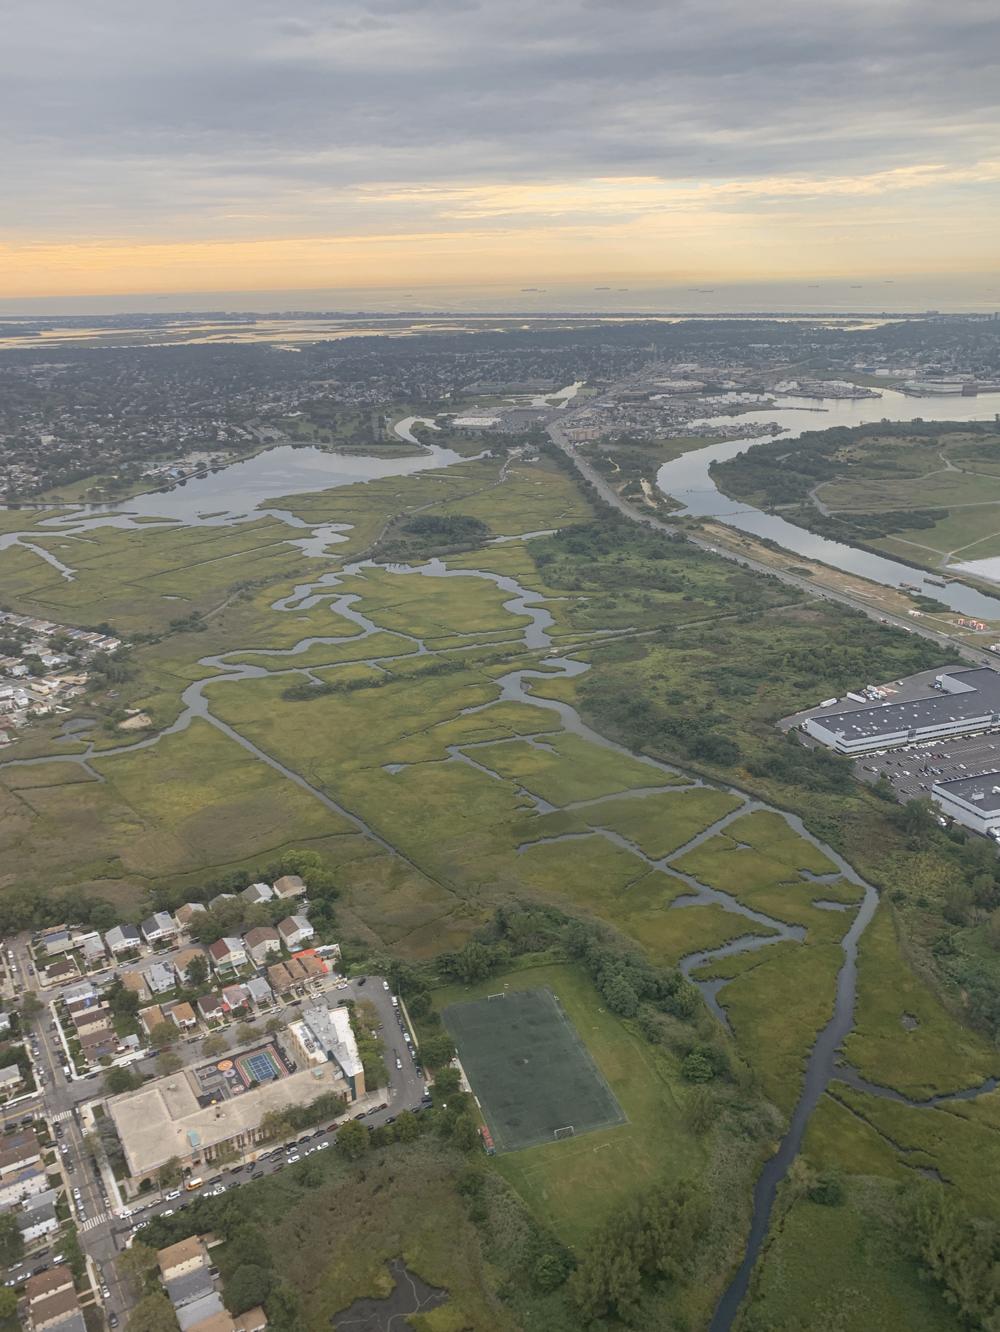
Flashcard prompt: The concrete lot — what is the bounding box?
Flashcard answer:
[855,729,1000,805]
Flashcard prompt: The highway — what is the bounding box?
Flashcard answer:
[546,416,996,670]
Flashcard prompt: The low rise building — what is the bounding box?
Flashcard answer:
[108,1058,351,1183]
[0,1063,24,1097]
[176,902,208,930]
[173,946,208,984]
[241,882,273,906]
[277,915,314,949]
[208,938,247,973]
[287,1004,365,1101]
[142,911,178,945]
[272,874,306,900]
[242,926,281,966]
[105,924,141,955]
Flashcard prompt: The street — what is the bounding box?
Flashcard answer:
[3,948,427,1328]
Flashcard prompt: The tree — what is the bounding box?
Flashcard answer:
[393,1110,420,1142]
[236,1021,257,1045]
[0,1288,17,1318]
[420,1031,456,1069]
[185,955,209,987]
[432,1066,461,1098]
[202,1033,229,1057]
[125,1291,180,1332]
[157,1157,182,1189]
[336,1119,369,1160]
[226,1262,271,1316]
[265,1015,284,1035]
[105,1065,142,1095]
[156,1050,183,1076]
[149,1021,179,1050]
[0,1213,24,1267]
[19,992,43,1026]
[451,1114,480,1152]
[118,1241,158,1289]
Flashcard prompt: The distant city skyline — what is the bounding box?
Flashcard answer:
[3,1,999,304]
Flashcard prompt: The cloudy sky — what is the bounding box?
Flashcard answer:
[2,0,999,301]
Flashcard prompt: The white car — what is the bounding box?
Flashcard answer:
[161,1208,175,1217]
[395,1057,402,1070]
[382,980,389,991]
[164,1189,181,1201]
[315,1141,330,1151]
[286,1153,300,1164]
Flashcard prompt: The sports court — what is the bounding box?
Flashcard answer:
[442,987,625,1152]
[236,1046,285,1087]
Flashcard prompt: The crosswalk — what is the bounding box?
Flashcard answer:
[78,1213,110,1233]
[50,1109,74,1124]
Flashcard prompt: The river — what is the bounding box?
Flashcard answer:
[656,388,1000,618]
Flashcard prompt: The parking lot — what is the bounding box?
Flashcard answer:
[854,730,1000,806]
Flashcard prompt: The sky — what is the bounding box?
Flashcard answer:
[2,0,999,307]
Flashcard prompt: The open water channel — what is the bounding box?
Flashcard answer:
[656,387,1000,618]
[4,395,1000,1325]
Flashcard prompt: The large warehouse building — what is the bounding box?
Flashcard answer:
[802,667,1000,755]
[931,771,1000,837]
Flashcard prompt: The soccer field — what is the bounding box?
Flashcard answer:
[442,987,626,1152]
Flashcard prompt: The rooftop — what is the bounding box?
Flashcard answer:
[814,668,1000,742]
[109,1061,347,1176]
[934,769,1000,813]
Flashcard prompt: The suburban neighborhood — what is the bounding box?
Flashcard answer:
[0,871,428,1330]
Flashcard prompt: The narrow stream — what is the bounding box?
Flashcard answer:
[2,525,993,1327]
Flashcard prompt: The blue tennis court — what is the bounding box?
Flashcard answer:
[236,1047,284,1086]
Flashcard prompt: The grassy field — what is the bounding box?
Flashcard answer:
[842,905,998,1097]
[738,1178,960,1332]
[433,964,706,1245]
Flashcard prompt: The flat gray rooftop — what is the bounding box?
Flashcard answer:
[934,769,1000,813]
[817,668,1000,742]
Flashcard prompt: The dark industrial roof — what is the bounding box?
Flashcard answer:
[817,668,1000,741]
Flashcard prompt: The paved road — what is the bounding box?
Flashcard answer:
[546,417,996,670]
[3,959,425,1327]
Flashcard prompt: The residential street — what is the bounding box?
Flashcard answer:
[3,944,427,1329]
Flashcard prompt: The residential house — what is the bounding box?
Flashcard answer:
[43,957,79,986]
[197,994,225,1023]
[79,1028,118,1062]
[29,1288,87,1332]
[143,961,176,995]
[277,915,314,950]
[139,1005,166,1037]
[173,945,208,985]
[0,1010,10,1035]
[24,1264,74,1304]
[243,976,273,1010]
[64,981,97,1010]
[208,937,246,973]
[157,1235,210,1282]
[80,935,106,967]
[0,1063,24,1097]
[121,970,150,1002]
[141,911,178,946]
[0,1128,41,1173]
[221,984,248,1015]
[272,873,307,900]
[240,882,273,906]
[266,962,294,996]
[40,928,74,957]
[18,1188,60,1244]
[105,924,142,955]
[72,1005,112,1036]
[208,893,237,912]
[166,1001,197,1031]
[175,902,208,930]
[242,926,281,966]
[0,1166,47,1209]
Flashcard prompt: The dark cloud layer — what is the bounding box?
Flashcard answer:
[2,0,999,238]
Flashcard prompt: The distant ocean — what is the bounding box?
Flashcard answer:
[2,275,999,318]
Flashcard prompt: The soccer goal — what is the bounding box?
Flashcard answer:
[487,992,506,1001]
[553,1125,575,1140]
